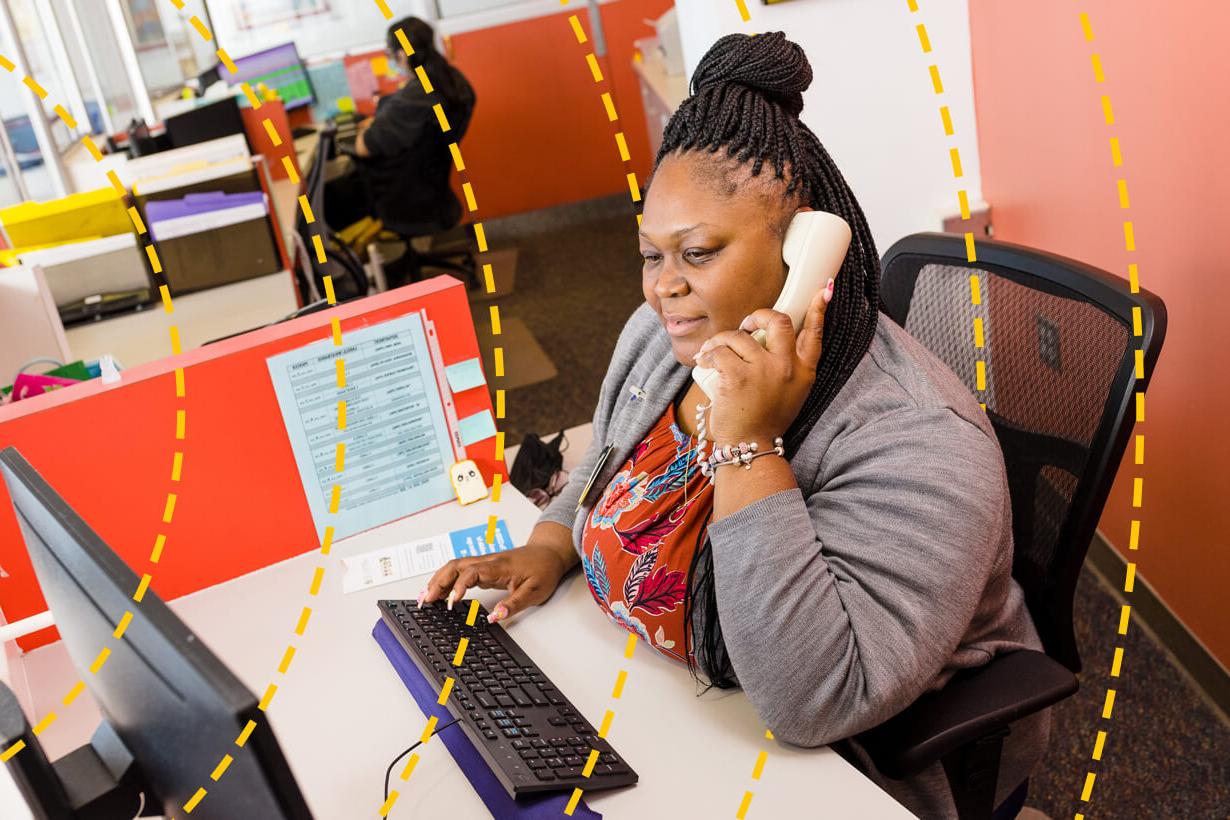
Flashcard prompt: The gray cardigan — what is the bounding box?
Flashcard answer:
[540,303,1049,818]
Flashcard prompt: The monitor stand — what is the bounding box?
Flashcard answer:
[0,681,156,819]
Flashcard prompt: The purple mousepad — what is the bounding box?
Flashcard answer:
[372,619,602,819]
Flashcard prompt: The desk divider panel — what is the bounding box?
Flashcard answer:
[0,277,504,650]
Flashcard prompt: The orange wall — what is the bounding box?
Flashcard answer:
[969,2,1230,666]
[447,0,672,219]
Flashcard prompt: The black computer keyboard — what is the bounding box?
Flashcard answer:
[378,599,638,797]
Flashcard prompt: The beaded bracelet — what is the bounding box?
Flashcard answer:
[692,401,785,479]
[698,437,786,477]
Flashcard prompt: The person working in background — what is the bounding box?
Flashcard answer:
[421,32,1048,820]
[326,16,476,240]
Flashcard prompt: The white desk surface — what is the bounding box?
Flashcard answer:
[270,179,302,260]
[63,271,300,370]
[2,436,908,819]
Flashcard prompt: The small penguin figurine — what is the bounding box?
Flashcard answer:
[449,460,489,506]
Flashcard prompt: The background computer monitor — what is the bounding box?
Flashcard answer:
[0,448,312,819]
[165,96,249,151]
[219,42,317,111]
[125,118,165,158]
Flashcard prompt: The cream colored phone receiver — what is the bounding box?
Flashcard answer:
[693,210,852,399]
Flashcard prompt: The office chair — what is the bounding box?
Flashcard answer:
[295,123,369,304]
[856,233,1167,819]
[383,219,480,291]
[329,136,480,291]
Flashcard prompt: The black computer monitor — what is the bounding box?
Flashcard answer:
[197,64,222,94]
[0,448,313,819]
[165,96,249,151]
[125,118,164,158]
[219,43,317,111]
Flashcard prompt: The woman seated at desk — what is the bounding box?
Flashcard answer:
[326,16,475,238]
[423,32,1048,819]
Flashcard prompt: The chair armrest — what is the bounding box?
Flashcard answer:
[856,650,1077,779]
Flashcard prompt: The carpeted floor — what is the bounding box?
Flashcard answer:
[480,195,646,447]
[1025,568,1230,819]
[479,195,1230,818]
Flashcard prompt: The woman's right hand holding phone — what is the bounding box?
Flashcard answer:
[419,521,579,623]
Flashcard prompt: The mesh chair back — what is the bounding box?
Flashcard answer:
[880,234,1166,671]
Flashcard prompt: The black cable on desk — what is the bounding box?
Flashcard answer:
[383,716,464,805]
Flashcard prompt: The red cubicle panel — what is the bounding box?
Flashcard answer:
[241,99,299,181]
[0,277,504,650]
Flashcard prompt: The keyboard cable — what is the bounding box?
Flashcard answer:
[382,716,465,805]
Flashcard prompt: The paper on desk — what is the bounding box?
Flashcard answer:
[444,357,486,393]
[342,519,514,593]
[267,312,458,541]
[458,410,497,445]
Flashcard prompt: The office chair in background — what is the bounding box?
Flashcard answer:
[857,233,1168,819]
[294,123,370,305]
[381,216,480,292]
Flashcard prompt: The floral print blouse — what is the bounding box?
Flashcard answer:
[580,402,714,662]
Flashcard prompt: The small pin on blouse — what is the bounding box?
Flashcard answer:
[629,386,647,402]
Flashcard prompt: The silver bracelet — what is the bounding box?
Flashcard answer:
[699,437,785,477]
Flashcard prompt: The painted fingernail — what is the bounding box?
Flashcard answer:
[446,591,456,610]
[826,278,836,294]
[486,605,507,623]
[739,315,754,331]
[416,588,426,608]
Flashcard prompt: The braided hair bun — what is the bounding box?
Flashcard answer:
[690,32,812,118]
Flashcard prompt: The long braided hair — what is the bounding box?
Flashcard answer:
[655,32,881,688]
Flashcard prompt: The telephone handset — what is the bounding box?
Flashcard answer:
[692,210,853,399]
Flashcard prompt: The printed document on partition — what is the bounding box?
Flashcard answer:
[267,313,457,541]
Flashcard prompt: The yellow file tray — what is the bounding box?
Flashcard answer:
[0,188,129,248]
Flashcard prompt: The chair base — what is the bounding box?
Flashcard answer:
[386,242,480,292]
